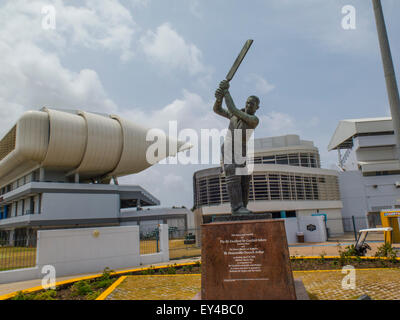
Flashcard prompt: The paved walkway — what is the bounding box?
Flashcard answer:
[103,268,400,300]
[104,268,400,300]
[295,268,400,300]
[288,242,386,257]
[106,275,202,300]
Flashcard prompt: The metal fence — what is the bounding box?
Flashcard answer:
[325,216,383,241]
[139,224,160,255]
[168,227,201,260]
[0,236,37,271]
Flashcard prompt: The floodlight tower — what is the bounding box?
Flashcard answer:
[372,0,400,159]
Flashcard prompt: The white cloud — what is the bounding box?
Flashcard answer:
[163,173,184,186]
[188,0,202,19]
[268,0,376,55]
[121,89,225,132]
[58,0,137,61]
[140,23,207,76]
[129,0,151,8]
[1,0,137,61]
[245,74,275,95]
[0,0,136,135]
[257,111,300,137]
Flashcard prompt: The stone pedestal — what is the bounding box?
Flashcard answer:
[201,219,297,300]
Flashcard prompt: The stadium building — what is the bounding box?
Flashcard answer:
[193,135,344,236]
[0,108,191,243]
[328,117,400,230]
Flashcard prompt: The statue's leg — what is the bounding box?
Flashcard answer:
[241,174,251,208]
[224,165,243,213]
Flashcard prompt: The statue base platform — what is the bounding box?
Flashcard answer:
[201,219,297,300]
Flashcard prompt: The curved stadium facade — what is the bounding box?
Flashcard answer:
[0,108,191,242]
[193,135,344,235]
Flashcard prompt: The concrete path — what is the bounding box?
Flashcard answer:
[288,242,385,257]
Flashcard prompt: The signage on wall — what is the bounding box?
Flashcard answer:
[306,224,316,232]
[383,211,400,217]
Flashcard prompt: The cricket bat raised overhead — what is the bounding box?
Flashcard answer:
[226,39,254,82]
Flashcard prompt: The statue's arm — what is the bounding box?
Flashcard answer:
[213,87,232,119]
[224,91,259,128]
[213,97,231,119]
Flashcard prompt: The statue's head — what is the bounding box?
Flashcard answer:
[245,96,260,115]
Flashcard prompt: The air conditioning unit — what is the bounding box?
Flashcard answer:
[395,181,400,188]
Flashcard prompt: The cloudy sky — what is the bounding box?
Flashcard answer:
[1,0,399,208]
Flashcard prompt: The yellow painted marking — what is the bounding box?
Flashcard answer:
[96,276,127,300]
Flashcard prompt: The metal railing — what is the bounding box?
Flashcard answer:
[325,216,382,241]
[168,227,201,260]
[0,236,37,271]
[139,224,160,255]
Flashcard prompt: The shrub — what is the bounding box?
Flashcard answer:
[12,291,32,300]
[100,267,113,280]
[71,280,93,296]
[33,290,57,300]
[167,266,176,274]
[93,278,114,289]
[159,268,166,274]
[375,243,398,262]
[86,291,101,300]
[318,252,327,263]
[337,244,358,265]
[12,289,57,300]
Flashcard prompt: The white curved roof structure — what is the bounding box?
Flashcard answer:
[328,117,393,151]
[0,108,189,186]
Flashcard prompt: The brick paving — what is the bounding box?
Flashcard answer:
[105,269,400,300]
[106,275,201,300]
[294,268,400,300]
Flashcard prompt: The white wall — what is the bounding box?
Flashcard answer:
[0,225,170,284]
[38,192,119,220]
[296,208,344,235]
[283,218,298,244]
[338,170,400,230]
[364,174,400,211]
[338,171,368,219]
[298,216,327,242]
[36,226,141,276]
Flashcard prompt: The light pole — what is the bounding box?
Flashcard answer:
[372,0,400,159]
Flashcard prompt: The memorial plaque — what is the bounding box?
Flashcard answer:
[201,219,296,300]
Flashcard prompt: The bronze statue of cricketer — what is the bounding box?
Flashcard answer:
[212,39,259,215]
[214,80,260,215]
